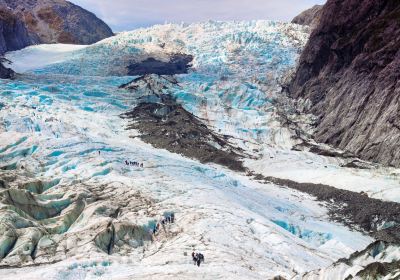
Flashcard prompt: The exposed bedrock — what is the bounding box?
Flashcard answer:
[289,0,400,167]
[121,75,246,171]
[0,8,32,55]
[291,5,323,30]
[0,61,13,79]
[0,0,113,45]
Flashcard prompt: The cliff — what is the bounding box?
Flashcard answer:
[0,0,113,45]
[0,8,32,54]
[291,5,323,29]
[289,0,400,167]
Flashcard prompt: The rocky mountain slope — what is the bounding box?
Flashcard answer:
[0,7,33,78]
[289,0,400,168]
[0,0,113,46]
[0,8,32,54]
[291,4,323,30]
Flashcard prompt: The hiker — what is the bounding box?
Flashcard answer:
[125,160,129,165]
[195,253,204,267]
[171,213,175,223]
[140,163,144,168]
[192,252,197,265]
[161,219,166,232]
[148,229,154,241]
[98,151,101,155]
[199,253,204,263]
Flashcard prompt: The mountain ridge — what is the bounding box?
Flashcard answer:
[0,0,113,57]
[289,0,400,168]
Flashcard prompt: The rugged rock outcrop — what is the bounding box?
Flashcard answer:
[291,5,323,29]
[0,0,113,46]
[289,0,400,167]
[0,8,32,55]
[0,8,31,78]
[0,59,13,79]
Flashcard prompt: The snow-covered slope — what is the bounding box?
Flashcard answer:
[1,21,399,279]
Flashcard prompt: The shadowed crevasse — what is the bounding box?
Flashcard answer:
[127,54,193,76]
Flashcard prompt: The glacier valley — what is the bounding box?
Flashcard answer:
[1,21,399,279]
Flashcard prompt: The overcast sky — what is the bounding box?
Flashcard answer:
[70,0,326,32]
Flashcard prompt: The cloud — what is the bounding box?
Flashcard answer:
[70,0,326,31]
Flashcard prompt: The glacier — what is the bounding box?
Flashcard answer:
[1,21,399,279]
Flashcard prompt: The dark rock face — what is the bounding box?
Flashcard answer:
[289,0,400,167]
[0,8,32,55]
[291,5,323,29]
[354,259,400,279]
[0,60,13,79]
[0,0,113,45]
[127,54,193,76]
[0,8,29,78]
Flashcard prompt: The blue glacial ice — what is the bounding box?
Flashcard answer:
[0,21,379,279]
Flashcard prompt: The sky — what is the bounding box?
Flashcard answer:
[70,0,326,32]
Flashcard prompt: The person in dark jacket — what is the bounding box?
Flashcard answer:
[195,253,202,267]
[199,253,204,263]
[192,252,197,265]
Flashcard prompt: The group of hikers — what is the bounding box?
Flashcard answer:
[192,252,205,267]
[145,212,206,267]
[96,151,145,168]
[125,160,144,168]
[149,213,175,239]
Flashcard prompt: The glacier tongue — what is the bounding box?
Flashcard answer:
[0,20,398,279]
